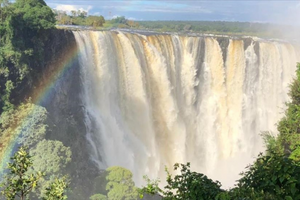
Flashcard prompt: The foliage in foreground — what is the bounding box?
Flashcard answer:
[43,177,69,200]
[235,152,300,199]
[91,166,139,200]
[163,163,222,200]
[0,147,68,200]
[0,146,43,200]
[140,156,300,200]
[0,102,72,199]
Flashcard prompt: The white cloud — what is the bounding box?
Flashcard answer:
[297,2,300,8]
[112,15,121,19]
[54,4,93,14]
[127,4,212,14]
[107,15,138,20]
[139,7,212,14]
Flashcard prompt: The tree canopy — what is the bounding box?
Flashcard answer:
[0,146,43,200]
[0,147,69,200]
[0,0,55,112]
[53,9,105,27]
[91,166,139,200]
[0,101,72,199]
[14,0,55,30]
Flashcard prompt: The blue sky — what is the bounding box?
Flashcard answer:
[45,0,300,25]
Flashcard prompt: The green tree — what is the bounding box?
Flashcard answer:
[0,0,56,112]
[13,0,55,30]
[92,166,139,200]
[71,10,76,18]
[30,140,71,174]
[111,16,127,24]
[106,166,139,200]
[138,175,162,198]
[1,80,14,111]
[90,193,108,200]
[162,163,223,200]
[0,102,72,199]
[233,152,300,199]
[29,139,71,198]
[77,10,87,18]
[0,0,11,25]
[54,10,68,24]
[0,146,43,200]
[86,15,105,27]
[0,102,47,162]
[140,163,223,200]
[275,63,300,160]
[43,177,69,200]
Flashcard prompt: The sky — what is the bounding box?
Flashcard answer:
[45,0,300,25]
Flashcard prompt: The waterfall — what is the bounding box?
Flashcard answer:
[73,31,300,187]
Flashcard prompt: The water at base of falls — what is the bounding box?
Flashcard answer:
[74,31,300,188]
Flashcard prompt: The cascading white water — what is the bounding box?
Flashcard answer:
[74,31,300,187]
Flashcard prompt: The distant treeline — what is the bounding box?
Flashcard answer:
[54,11,139,29]
[53,9,105,27]
[54,12,300,39]
[137,21,300,39]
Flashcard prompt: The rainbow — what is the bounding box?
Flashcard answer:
[0,31,81,176]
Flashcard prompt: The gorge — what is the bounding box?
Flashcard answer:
[1,0,300,199]
[1,27,300,198]
[61,30,300,189]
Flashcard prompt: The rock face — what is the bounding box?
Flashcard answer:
[40,29,99,199]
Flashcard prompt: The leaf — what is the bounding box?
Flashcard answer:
[279,177,285,183]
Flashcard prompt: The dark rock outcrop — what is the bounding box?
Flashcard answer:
[39,29,99,199]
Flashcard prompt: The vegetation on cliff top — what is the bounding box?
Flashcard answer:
[55,11,300,40]
[54,9,105,28]
[54,8,299,40]
[0,0,55,112]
